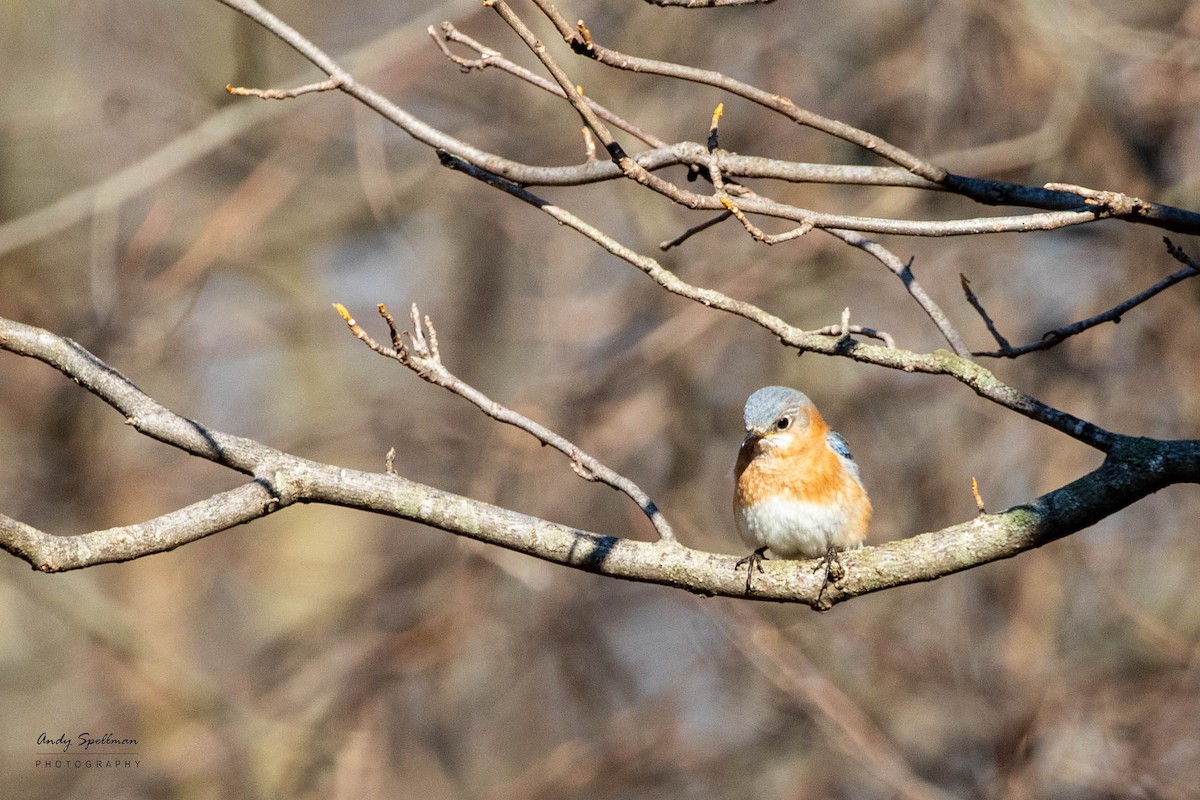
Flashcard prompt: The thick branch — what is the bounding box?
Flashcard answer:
[3,315,1198,609]
[2,313,1198,610]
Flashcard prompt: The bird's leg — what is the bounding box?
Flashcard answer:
[813,546,845,605]
[734,546,769,594]
[813,546,846,582]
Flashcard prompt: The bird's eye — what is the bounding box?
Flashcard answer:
[776,416,791,431]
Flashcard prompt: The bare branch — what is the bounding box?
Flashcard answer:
[435,150,1118,451]
[480,0,1115,239]
[972,239,1200,358]
[960,273,1013,351]
[824,232,970,355]
[201,0,1200,247]
[517,0,1200,234]
[3,314,1198,610]
[430,22,667,149]
[647,0,776,6]
[0,483,282,571]
[225,79,342,99]
[527,0,945,180]
[484,0,691,213]
[332,303,677,542]
[717,604,959,800]
[658,211,731,250]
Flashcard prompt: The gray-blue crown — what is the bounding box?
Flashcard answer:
[743,385,813,432]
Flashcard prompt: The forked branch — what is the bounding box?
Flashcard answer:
[332,302,676,541]
[967,238,1200,358]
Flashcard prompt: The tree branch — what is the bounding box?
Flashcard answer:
[429,21,666,149]
[3,314,1198,610]
[208,0,1200,244]
[9,0,1179,606]
[645,0,777,7]
[526,0,1200,234]
[482,0,1119,239]
[331,302,676,542]
[435,150,1118,452]
[970,237,1200,358]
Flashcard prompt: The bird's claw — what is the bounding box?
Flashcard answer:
[812,546,845,605]
[735,546,769,594]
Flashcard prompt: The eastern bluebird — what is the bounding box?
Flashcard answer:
[733,386,872,592]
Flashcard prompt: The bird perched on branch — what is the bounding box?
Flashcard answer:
[733,385,871,593]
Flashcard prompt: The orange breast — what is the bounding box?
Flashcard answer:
[733,418,871,551]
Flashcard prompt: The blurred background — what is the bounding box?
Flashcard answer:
[2,0,1200,797]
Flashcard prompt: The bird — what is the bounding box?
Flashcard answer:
[733,385,871,593]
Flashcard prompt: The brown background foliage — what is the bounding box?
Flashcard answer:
[2,0,1199,797]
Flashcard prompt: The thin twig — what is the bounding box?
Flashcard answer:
[827,232,970,355]
[720,196,814,244]
[430,22,667,149]
[1163,235,1198,268]
[333,303,676,542]
[484,0,680,212]
[971,478,986,514]
[707,107,811,243]
[806,306,896,347]
[225,78,341,99]
[960,273,1013,352]
[647,0,776,6]
[707,118,808,243]
[658,211,731,250]
[486,0,621,161]
[807,323,896,348]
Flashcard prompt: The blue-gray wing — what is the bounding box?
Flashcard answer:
[826,431,863,483]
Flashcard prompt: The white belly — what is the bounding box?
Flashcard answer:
[736,496,857,558]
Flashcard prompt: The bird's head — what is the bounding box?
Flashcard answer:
[741,385,818,453]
